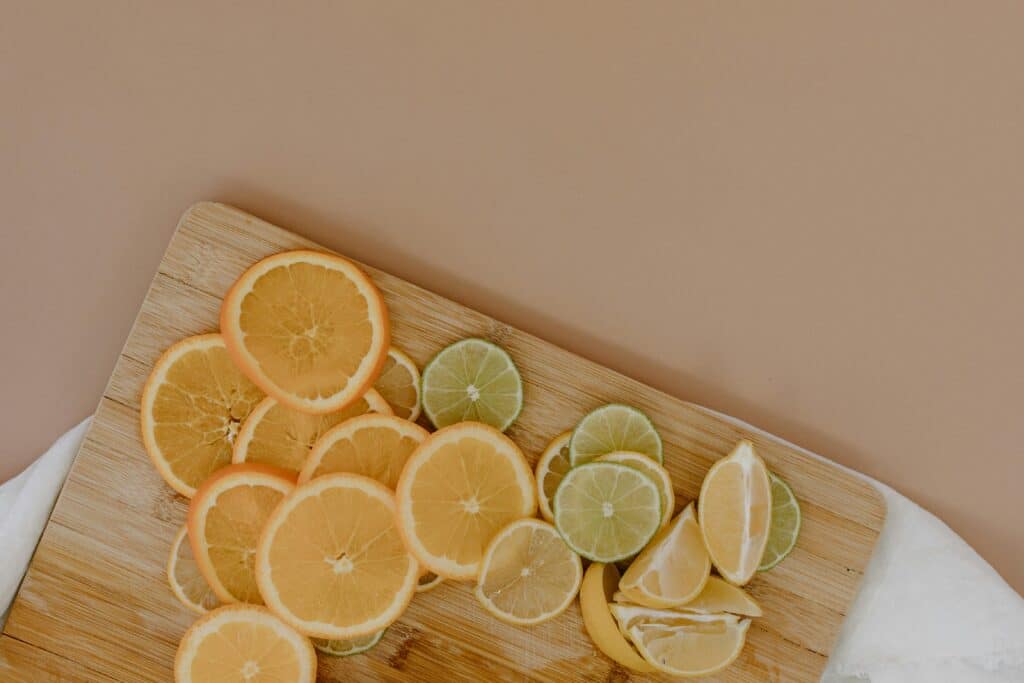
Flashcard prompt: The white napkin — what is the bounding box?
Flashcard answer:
[2,417,1023,681]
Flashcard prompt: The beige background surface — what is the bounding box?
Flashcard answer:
[1,2,1021,592]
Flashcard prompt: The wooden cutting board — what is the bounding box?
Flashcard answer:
[0,203,885,682]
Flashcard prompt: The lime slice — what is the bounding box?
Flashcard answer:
[758,472,801,571]
[312,629,385,657]
[553,461,662,563]
[421,338,523,431]
[569,404,662,466]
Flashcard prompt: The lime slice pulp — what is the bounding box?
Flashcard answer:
[758,473,801,571]
[570,404,662,466]
[420,338,523,431]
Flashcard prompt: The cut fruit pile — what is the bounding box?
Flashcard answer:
[144,249,801,680]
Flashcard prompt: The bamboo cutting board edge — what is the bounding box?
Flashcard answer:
[0,201,886,682]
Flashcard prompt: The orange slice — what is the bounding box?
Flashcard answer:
[187,464,295,604]
[534,431,572,523]
[374,347,421,420]
[256,473,419,638]
[220,250,390,415]
[475,519,582,625]
[232,389,391,473]
[395,422,536,580]
[699,439,772,585]
[174,604,316,683]
[298,413,429,488]
[167,525,220,614]
[578,563,655,673]
[619,502,711,608]
[141,334,264,497]
[416,571,444,593]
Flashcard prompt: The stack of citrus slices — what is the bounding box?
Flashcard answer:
[142,249,801,681]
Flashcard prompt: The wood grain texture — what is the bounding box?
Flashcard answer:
[0,202,885,681]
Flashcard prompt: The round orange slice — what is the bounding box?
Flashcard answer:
[395,422,536,580]
[174,604,316,683]
[298,413,428,487]
[256,473,419,639]
[220,250,390,415]
[187,464,296,604]
[374,347,422,420]
[232,389,391,473]
[141,334,264,497]
[699,439,772,586]
[534,431,572,523]
[167,525,220,614]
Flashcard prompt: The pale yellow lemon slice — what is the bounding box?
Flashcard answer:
[256,473,419,639]
[221,250,390,415]
[374,347,422,420]
[395,422,536,580]
[187,464,295,604]
[578,563,655,673]
[232,389,390,473]
[141,334,264,497]
[174,604,316,683]
[474,519,582,625]
[298,413,428,488]
[613,576,762,618]
[620,611,751,678]
[698,440,772,585]
[619,502,710,608]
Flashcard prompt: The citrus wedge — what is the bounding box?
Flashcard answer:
[579,563,655,673]
[187,464,295,604]
[698,440,772,585]
[256,473,419,639]
[174,604,316,683]
[663,576,762,617]
[167,525,220,614]
[553,461,662,563]
[313,630,385,657]
[395,422,536,579]
[759,472,801,571]
[374,347,421,420]
[232,389,391,474]
[298,413,429,488]
[420,338,523,431]
[416,571,444,593]
[619,502,710,608]
[474,519,582,625]
[623,613,751,678]
[141,334,264,497]
[569,404,662,466]
[597,451,675,529]
[220,250,390,415]
[535,431,572,523]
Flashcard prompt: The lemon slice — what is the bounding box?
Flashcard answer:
[395,422,536,579]
[535,431,572,523]
[474,519,582,625]
[624,614,751,678]
[759,472,801,571]
[579,563,655,673]
[569,404,662,466]
[698,439,772,585]
[614,576,762,617]
[141,334,264,497]
[553,461,662,563]
[596,451,674,529]
[312,630,385,657]
[187,464,295,604]
[374,347,422,420]
[298,413,429,488]
[256,473,419,639]
[618,502,710,608]
[233,389,390,474]
[174,604,317,683]
[166,525,220,614]
[221,250,390,415]
[420,338,523,431]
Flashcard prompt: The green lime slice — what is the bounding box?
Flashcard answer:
[312,629,385,657]
[569,404,663,466]
[758,473,801,572]
[553,461,662,563]
[420,338,523,431]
